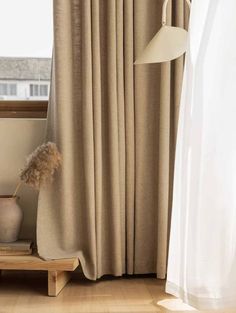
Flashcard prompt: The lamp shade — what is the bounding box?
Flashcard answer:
[134,0,191,64]
[134,26,188,64]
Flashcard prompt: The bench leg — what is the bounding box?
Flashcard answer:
[48,270,71,296]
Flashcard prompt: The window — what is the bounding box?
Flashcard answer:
[30,84,48,97]
[10,84,17,96]
[40,85,48,97]
[0,84,7,96]
[30,84,39,97]
[0,83,17,96]
[0,0,53,118]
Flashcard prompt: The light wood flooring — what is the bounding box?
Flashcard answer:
[0,271,235,313]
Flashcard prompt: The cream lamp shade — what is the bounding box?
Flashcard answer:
[135,0,191,64]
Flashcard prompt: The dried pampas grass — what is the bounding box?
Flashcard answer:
[13,142,62,196]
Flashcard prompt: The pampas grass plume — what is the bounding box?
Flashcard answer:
[13,142,61,196]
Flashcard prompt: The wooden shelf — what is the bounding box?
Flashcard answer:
[0,254,79,271]
[0,254,79,296]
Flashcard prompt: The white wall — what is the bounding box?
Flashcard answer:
[0,119,46,239]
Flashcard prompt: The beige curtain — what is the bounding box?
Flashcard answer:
[37,0,187,280]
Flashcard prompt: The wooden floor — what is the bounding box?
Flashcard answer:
[0,271,235,313]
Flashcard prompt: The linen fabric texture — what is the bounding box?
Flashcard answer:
[37,0,187,280]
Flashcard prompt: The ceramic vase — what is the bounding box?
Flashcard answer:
[0,196,23,243]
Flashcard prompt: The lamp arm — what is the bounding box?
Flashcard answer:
[162,0,191,25]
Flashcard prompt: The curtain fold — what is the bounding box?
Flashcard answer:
[37,0,186,280]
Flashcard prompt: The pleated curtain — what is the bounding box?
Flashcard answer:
[37,0,188,280]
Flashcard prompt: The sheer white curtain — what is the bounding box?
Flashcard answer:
[166,0,236,310]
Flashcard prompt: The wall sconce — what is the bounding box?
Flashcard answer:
[134,0,191,64]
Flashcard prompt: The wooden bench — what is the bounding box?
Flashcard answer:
[0,254,79,296]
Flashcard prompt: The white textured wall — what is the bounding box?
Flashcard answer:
[0,119,46,239]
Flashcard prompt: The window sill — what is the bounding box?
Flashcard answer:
[0,101,48,118]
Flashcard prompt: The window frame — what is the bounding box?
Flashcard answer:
[0,100,47,118]
[30,83,49,97]
[0,83,17,96]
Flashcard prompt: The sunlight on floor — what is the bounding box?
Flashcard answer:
[157,299,197,311]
